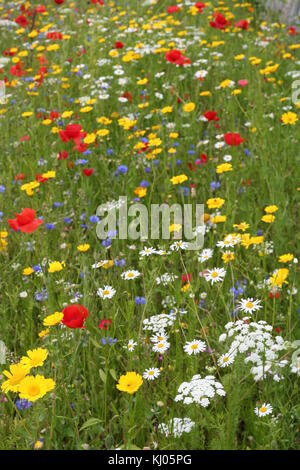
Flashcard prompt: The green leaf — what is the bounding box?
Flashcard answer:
[79,418,102,432]
[99,368,107,383]
[0,341,6,365]
[109,368,117,381]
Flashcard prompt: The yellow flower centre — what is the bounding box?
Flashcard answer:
[246,301,253,309]
[260,406,267,413]
[28,384,41,396]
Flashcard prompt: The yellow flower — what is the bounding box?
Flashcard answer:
[43,312,63,327]
[278,253,294,263]
[21,348,48,369]
[48,261,65,273]
[134,187,147,198]
[83,134,96,144]
[169,224,182,233]
[216,163,232,174]
[39,329,50,338]
[206,198,225,209]
[21,181,40,196]
[211,215,227,223]
[80,106,93,113]
[161,106,173,114]
[222,251,235,263]
[183,102,195,113]
[233,222,249,232]
[137,78,148,85]
[18,375,55,402]
[171,174,188,185]
[77,244,90,252]
[96,129,109,137]
[23,267,34,276]
[21,111,33,118]
[116,372,143,394]
[261,214,275,223]
[1,363,30,393]
[264,205,278,214]
[281,112,298,125]
[270,269,289,288]
[61,111,74,119]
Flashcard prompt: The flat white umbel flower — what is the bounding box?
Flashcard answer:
[152,340,170,354]
[143,368,160,380]
[158,418,195,438]
[204,268,226,284]
[290,359,300,376]
[121,270,141,280]
[255,403,273,417]
[238,298,262,314]
[175,374,226,406]
[97,285,116,299]
[184,339,206,355]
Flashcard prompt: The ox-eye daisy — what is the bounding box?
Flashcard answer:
[255,403,273,417]
[204,268,226,284]
[121,270,141,280]
[97,286,116,299]
[184,339,206,355]
[238,298,262,314]
[143,368,160,380]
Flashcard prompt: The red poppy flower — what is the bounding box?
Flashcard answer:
[10,62,25,77]
[195,153,207,164]
[203,110,219,122]
[167,5,180,13]
[289,26,297,36]
[165,49,191,66]
[99,319,112,330]
[62,304,89,329]
[36,5,46,13]
[8,208,43,233]
[238,79,248,87]
[210,12,228,30]
[15,15,28,28]
[195,2,206,12]
[115,41,124,49]
[58,150,68,160]
[83,168,94,176]
[122,90,132,102]
[59,123,84,146]
[47,31,63,40]
[224,132,244,146]
[15,173,26,181]
[54,0,64,4]
[182,273,191,285]
[235,19,249,30]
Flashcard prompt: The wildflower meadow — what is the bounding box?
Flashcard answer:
[0,0,299,453]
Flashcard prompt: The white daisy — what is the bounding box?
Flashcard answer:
[121,270,141,280]
[139,246,157,257]
[97,285,116,299]
[254,403,273,417]
[204,268,226,284]
[184,339,206,355]
[152,340,170,354]
[124,339,137,352]
[198,248,213,263]
[170,241,190,251]
[143,367,160,380]
[238,298,262,314]
[218,353,235,367]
